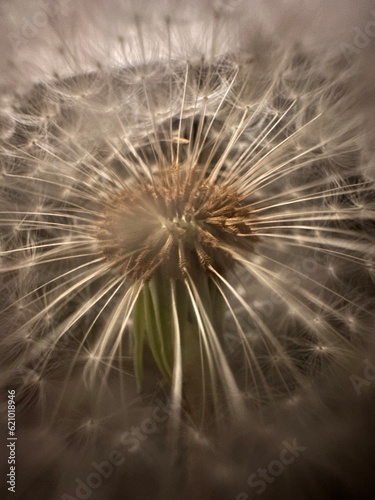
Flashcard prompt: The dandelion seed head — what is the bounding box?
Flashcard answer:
[1,1,375,496]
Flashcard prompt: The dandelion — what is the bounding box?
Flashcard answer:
[1,1,375,498]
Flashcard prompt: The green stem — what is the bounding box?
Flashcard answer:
[132,268,226,424]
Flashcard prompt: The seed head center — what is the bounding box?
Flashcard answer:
[97,169,255,280]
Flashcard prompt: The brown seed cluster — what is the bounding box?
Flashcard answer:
[97,167,255,281]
